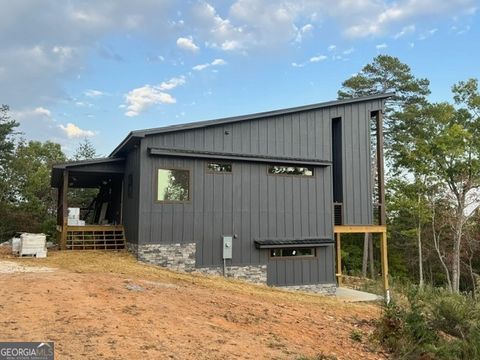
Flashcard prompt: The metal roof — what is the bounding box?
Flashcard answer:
[110,92,394,156]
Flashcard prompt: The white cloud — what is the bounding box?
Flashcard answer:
[394,24,416,39]
[124,75,185,117]
[343,47,354,55]
[192,58,227,71]
[419,27,438,40]
[291,62,304,68]
[158,76,186,91]
[295,23,314,42]
[328,44,337,51]
[34,106,51,117]
[376,43,388,49]
[59,123,96,138]
[176,36,199,52]
[309,55,327,62]
[192,63,210,71]
[84,89,105,97]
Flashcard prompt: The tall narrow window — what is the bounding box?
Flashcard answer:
[156,169,190,202]
[268,165,314,176]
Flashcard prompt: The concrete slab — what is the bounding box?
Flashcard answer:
[335,287,383,302]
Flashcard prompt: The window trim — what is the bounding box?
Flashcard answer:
[154,167,192,203]
[269,247,317,259]
[205,161,233,174]
[266,164,315,177]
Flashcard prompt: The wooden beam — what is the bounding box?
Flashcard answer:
[380,230,390,303]
[334,225,387,233]
[336,232,342,286]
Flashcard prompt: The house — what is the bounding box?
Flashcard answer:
[51,93,392,295]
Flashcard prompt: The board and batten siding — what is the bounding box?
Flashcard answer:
[122,146,141,245]
[144,109,332,162]
[137,151,333,267]
[267,246,335,286]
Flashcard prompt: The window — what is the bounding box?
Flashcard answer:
[268,165,314,176]
[207,162,232,173]
[270,248,315,258]
[156,169,190,202]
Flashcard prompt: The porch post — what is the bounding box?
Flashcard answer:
[380,230,390,303]
[335,232,342,286]
[60,169,68,250]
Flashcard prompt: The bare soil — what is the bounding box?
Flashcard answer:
[0,248,389,360]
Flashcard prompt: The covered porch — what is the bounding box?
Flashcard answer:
[51,158,126,250]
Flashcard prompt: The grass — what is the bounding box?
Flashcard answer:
[3,249,364,309]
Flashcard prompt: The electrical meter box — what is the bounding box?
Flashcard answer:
[222,236,233,259]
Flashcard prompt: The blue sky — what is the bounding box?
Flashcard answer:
[1,0,478,156]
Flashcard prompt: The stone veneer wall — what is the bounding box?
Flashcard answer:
[126,242,336,294]
[128,242,196,272]
[196,265,267,284]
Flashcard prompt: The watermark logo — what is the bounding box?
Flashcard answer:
[0,342,54,360]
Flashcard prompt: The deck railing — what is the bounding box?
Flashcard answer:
[66,225,126,250]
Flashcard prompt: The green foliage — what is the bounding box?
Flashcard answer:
[376,286,480,359]
[338,55,430,151]
[72,138,98,160]
[349,329,363,342]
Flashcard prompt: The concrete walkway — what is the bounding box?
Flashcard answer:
[335,287,383,302]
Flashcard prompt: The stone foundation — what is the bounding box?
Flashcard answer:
[196,265,267,284]
[280,283,337,295]
[128,242,196,272]
[127,242,334,293]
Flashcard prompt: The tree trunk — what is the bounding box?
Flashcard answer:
[418,219,424,288]
[432,202,452,292]
[452,203,466,293]
[362,233,368,277]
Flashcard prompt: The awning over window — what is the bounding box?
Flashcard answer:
[254,238,333,249]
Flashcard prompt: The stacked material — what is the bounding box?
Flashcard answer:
[18,233,47,258]
[67,207,85,226]
[11,233,22,254]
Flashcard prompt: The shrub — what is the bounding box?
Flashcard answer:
[375,286,480,359]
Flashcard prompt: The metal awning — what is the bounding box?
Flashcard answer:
[254,238,334,249]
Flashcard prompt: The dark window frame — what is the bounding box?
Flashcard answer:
[155,167,192,203]
[269,248,316,259]
[205,161,233,174]
[267,164,315,177]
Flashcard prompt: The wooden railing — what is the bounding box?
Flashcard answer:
[66,225,126,250]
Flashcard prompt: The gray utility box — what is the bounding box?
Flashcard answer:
[222,236,233,259]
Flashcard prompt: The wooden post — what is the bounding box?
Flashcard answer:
[336,232,342,286]
[60,169,69,250]
[380,230,390,303]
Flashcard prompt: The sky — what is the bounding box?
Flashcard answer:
[1,0,479,157]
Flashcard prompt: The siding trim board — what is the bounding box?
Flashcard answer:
[254,238,333,248]
[148,147,331,166]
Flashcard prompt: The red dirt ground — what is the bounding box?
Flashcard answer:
[0,249,389,360]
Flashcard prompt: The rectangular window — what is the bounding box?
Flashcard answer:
[156,168,190,202]
[206,162,232,173]
[268,165,314,176]
[270,248,315,258]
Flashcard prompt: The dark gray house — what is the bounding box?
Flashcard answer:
[51,93,391,294]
